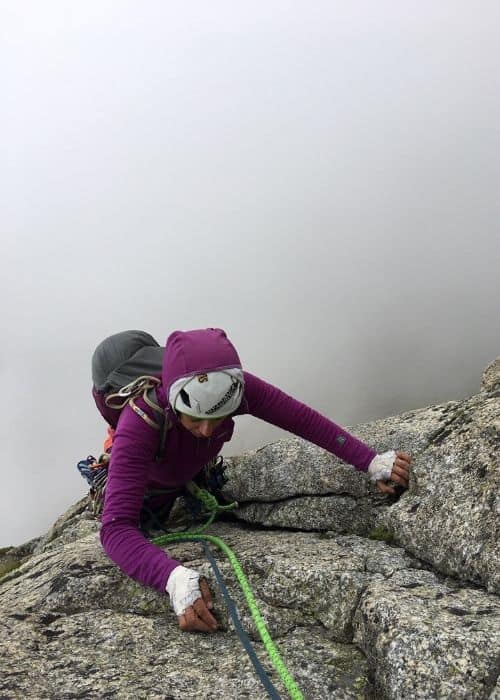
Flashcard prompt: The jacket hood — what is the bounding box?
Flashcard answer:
[162,328,242,406]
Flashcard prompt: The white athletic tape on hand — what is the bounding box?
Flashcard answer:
[368,450,396,482]
[166,565,202,616]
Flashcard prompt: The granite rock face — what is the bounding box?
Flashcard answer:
[223,439,390,537]
[223,357,500,594]
[1,357,499,699]
[2,520,499,700]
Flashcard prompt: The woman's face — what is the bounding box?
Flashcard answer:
[178,413,226,438]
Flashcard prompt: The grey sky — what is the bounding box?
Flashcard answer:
[1,2,499,547]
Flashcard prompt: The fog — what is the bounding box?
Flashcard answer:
[2,2,499,547]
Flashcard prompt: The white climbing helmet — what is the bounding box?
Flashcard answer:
[169,369,244,419]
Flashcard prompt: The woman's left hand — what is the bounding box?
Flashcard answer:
[376,451,412,495]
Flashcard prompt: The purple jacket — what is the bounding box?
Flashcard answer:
[99,328,377,593]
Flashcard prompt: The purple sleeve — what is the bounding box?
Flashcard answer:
[239,372,377,472]
[100,403,181,593]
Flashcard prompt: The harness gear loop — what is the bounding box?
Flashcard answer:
[76,455,110,516]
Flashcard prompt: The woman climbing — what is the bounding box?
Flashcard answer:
[93,328,411,634]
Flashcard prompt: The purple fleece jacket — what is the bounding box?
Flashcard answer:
[99,328,377,593]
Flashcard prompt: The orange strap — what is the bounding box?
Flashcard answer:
[103,426,115,453]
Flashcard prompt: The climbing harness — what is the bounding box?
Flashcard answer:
[76,454,232,527]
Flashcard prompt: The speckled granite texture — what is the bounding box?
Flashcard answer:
[1,357,498,699]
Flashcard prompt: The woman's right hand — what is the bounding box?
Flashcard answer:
[166,566,218,633]
[178,577,218,633]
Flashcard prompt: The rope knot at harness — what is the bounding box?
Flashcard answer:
[184,482,238,532]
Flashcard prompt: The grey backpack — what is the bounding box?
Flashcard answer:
[92,330,171,456]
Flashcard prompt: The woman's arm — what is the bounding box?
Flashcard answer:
[100,403,181,593]
[240,371,377,471]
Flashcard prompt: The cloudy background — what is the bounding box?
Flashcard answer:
[2,2,499,547]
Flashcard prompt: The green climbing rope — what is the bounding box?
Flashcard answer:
[152,491,304,700]
[183,481,237,533]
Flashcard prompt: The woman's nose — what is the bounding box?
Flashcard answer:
[198,420,213,437]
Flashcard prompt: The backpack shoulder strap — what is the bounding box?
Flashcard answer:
[143,384,172,461]
[156,409,172,461]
